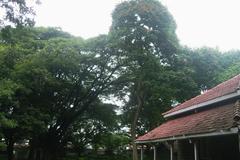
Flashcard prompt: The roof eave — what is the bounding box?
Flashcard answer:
[135,127,239,144]
[164,90,240,119]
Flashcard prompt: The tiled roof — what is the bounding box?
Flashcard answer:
[137,102,236,142]
[163,74,240,116]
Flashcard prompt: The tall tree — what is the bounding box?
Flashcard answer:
[109,0,179,160]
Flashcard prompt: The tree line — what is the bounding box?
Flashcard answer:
[0,0,240,160]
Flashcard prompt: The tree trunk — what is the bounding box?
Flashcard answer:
[41,132,63,160]
[6,137,14,160]
[131,140,139,160]
[28,145,34,160]
[28,139,36,160]
[131,81,144,160]
[28,134,58,160]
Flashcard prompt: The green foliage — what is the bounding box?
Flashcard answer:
[0,142,7,151]
[180,48,240,89]
[110,0,178,63]
[62,154,132,160]
[0,113,17,128]
[71,103,119,154]
[217,61,240,82]
[219,50,240,68]
[83,154,132,160]
[216,50,240,82]
[0,28,56,140]
[0,0,38,26]
[180,47,223,90]
[0,79,19,102]
[98,133,130,154]
[0,27,124,160]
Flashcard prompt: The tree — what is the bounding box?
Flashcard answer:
[98,133,130,156]
[216,50,240,82]
[0,25,126,160]
[109,1,179,160]
[0,0,39,27]
[219,50,240,69]
[217,61,240,82]
[182,47,223,90]
[0,27,67,160]
[0,43,27,160]
[70,103,119,156]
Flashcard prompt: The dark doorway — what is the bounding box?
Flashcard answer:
[199,135,239,160]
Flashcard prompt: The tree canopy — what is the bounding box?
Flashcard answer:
[109,1,183,160]
[0,27,125,160]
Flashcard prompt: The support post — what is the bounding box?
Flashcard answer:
[238,132,240,153]
[170,143,173,160]
[141,146,143,160]
[194,141,198,160]
[153,146,156,160]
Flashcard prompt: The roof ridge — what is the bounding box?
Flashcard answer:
[185,74,240,103]
[237,78,240,91]
[209,74,240,91]
[163,74,240,116]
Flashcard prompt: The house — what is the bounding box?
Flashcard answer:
[136,74,240,160]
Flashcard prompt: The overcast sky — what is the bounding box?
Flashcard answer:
[35,0,240,51]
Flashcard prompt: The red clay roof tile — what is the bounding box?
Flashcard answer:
[137,103,235,141]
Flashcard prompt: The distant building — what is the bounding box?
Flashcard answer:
[136,75,240,160]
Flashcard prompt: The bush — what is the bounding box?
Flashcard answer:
[62,153,132,160]
[0,142,6,151]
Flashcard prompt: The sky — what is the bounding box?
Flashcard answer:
[35,0,240,51]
